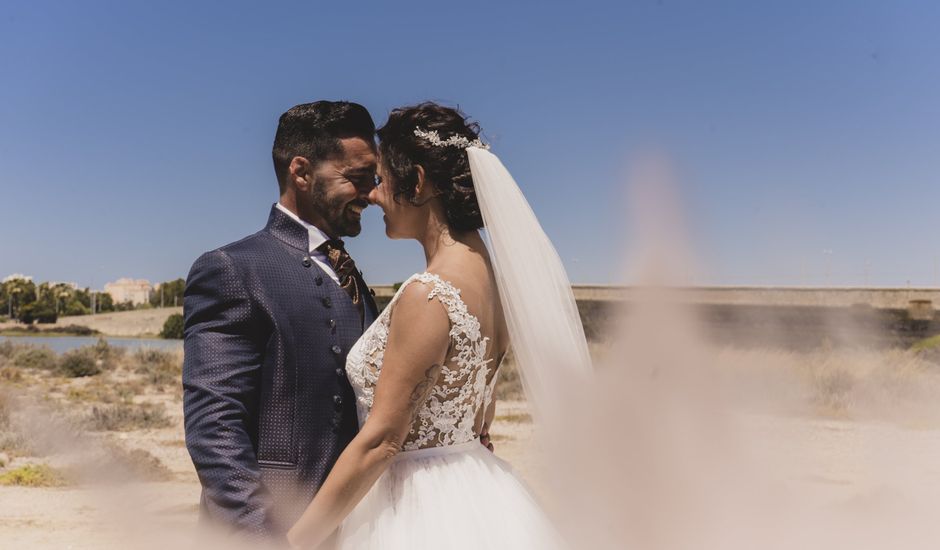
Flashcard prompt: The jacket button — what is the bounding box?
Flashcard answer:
[315,276,323,286]
[333,395,343,409]
[335,368,345,377]
[331,345,342,355]
[328,319,336,328]
[322,297,332,308]
[302,257,312,268]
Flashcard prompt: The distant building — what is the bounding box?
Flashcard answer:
[104,278,153,305]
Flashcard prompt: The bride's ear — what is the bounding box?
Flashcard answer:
[414,165,429,198]
[415,168,440,204]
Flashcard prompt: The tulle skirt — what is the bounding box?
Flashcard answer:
[336,440,561,549]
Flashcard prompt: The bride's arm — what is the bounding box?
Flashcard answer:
[287,284,449,549]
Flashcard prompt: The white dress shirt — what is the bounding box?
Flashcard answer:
[275,202,340,284]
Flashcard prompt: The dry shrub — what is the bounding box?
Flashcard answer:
[0,391,29,456]
[102,443,173,481]
[0,390,10,428]
[58,347,102,377]
[58,340,124,378]
[495,412,532,423]
[715,346,940,424]
[12,346,57,370]
[92,338,124,365]
[0,340,15,359]
[133,348,182,389]
[494,352,523,400]
[493,343,606,401]
[0,430,26,457]
[87,402,172,432]
[0,366,22,383]
[66,378,144,404]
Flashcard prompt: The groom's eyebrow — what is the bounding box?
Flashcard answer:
[343,163,377,176]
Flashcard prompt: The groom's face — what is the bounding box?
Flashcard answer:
[304,137,377,238]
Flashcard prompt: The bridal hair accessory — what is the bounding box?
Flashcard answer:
[413,127,490,150]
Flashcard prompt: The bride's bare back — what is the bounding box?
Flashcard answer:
[345,240,508,450]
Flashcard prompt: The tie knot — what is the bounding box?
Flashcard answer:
[317,239,346,254]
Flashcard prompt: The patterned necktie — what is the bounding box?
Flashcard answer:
[317,239,368,325]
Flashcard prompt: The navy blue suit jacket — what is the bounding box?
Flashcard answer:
[183,205,377,539]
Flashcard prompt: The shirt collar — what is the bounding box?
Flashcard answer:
[275,202,329,253]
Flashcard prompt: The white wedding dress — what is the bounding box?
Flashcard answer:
[336,272,561,549]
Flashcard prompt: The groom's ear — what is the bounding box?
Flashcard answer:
[289,156,313,192]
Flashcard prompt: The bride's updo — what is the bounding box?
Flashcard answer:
[377,102,484,232]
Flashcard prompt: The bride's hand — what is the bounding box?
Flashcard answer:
[479,422,494,452]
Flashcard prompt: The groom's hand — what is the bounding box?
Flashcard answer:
[479,423,494,453]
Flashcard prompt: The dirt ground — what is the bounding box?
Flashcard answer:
[0,308,182,337]
[2,342,940,549]
[4,403,940,549]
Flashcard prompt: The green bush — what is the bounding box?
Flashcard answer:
[159,313,184,339]
[0,464,67,487]
[16,303,35,325]
[12,347,57,370]
[911,334,940,352]
[58,348,102,378]
[63,301,90,317]
[18,303,57,324]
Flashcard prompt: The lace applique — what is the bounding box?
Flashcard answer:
[344,272,494,451]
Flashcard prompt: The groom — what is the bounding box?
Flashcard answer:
[183,101,379,542]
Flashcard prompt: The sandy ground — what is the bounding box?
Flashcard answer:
[0,308,183,337]
[0,398,537,549]
[3,398,940,549]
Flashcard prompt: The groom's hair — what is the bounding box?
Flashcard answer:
[272,101,375,192]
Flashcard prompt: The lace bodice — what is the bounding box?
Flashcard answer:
[345,272,499,451]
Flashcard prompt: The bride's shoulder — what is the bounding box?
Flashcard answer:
[391,271,466,316]
[386,275,451,342]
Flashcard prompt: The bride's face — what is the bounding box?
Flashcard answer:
[368,159,426,240]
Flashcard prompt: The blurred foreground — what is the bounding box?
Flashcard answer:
[1,333,939,548]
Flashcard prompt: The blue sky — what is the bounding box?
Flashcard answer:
[1,1,938,288]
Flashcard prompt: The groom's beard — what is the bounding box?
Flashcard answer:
[311,186,365,237]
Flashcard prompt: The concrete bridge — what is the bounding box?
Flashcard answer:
[371,285,940,349]
[570,286,940,312]
[374,285,940,311]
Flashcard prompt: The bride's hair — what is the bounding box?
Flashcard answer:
[377,102,484,231]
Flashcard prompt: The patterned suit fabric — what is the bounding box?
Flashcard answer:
[182,204,377,539]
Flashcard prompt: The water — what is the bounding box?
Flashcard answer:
[0,335,182,354]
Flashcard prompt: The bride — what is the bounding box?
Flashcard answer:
[287,102,592,549]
